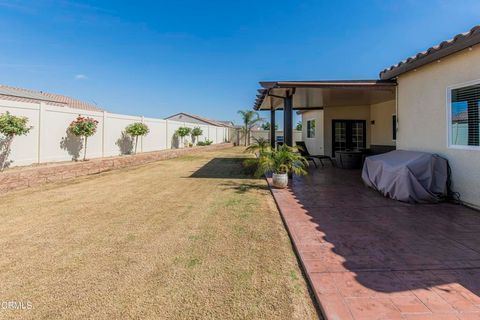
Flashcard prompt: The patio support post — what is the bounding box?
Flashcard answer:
[284,94,293,147]
[270,107,276,149]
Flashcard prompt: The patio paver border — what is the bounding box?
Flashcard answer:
[266,177,330,320]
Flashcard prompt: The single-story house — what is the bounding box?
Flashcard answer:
[165,112,235,142]
[164,112,234,128]
[0,85,104,112]
[253,25,480,209]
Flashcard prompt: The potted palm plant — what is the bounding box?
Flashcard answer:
[256,145,309,188]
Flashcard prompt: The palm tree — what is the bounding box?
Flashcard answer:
[237,110,263,146]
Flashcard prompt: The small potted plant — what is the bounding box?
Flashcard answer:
[256,145,308,188]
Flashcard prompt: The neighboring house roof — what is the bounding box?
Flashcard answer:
[0,85,104,112]
[234,124,263,130]
[380,25,480,80]
[216,120,235,127]
[164,112,234,127]
[452,111,468,123]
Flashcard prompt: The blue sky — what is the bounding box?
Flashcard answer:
[1,0,479,126]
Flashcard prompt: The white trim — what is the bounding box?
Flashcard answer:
[446,78,480,151]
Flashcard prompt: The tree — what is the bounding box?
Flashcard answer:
[191,127,203,145]
[261,122,278,131]
[0,112,32,171]
[68,115,98,161]
[237,110,263,146]
[176,127,191,148]
[125,122,149,154]
[296,121,302,131]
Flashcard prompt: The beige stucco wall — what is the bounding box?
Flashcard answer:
[301,110,324,155]
[323,105,371,157]
[370,100,396,146]
[397,45,480,208]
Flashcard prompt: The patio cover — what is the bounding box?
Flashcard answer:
[254,80,396,110]
[362,150,449,203]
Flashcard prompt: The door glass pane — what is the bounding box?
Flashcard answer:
[351,122,364,150]
[334,122,346,152]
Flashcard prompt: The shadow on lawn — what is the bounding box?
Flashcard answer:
[219,181,268,194]
[189,157,256,179]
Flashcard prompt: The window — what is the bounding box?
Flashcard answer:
[307,119,315,138]
[449,82,480,148]
[392,114,397,141]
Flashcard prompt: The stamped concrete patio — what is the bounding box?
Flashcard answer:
[269,166,480,320]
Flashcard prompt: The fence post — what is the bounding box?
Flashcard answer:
[37,102,46,163]
[183,122,187,147]
[141,116,144,153]
[165,120,169,149]
[102,111,107,157]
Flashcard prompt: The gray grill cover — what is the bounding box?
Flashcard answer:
[361,150,448,203]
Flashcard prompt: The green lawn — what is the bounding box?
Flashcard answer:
[0,147,318,320]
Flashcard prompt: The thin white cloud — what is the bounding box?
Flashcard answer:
[0,1,34,13]
[74,74,88,80]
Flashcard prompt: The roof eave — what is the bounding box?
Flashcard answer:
[380,26,480,80]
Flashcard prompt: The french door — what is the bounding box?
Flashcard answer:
[332,120,366,157]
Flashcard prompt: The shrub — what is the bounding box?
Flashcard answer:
[191,127,203,144]
[0,112,32,170]
[125,122,149,154]
[242,158,259,176]
[176,127,191,148]
[296,121,302,131]
[197,139,213,146]
[261,122,278,131]
[68,115,98,161]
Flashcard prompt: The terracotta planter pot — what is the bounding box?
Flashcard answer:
[272,173,288,188]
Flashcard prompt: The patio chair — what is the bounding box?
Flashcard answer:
[296,141,335,168]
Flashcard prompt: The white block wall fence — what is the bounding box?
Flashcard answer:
[0,99,231,168]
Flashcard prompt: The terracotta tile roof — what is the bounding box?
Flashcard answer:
[380,25,480,80]
[0,85,104,112]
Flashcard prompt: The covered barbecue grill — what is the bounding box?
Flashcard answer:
[361,150,449,203]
